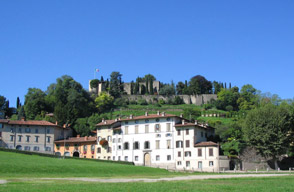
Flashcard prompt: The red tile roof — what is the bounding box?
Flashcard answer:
[0,119,63,128]
[96,120,117,126]
[194,141,218,147]
[55,136,97,143]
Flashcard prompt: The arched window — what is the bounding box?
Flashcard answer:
[107,136,111,141]
[124,142,129,150]
[144,141,150,149]
[133,141,140,150]
[97,136,102,142]
[97,147,101,153]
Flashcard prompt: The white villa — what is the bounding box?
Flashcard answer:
[96,112,229,172]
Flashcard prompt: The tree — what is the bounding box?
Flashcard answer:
[237,84,258,110]
[176,81,185,95]
[215,87,240,111]
[46,75,95,126]
[24,88,47,120]
[140,84,146,95]
[95,92,114,113]
[90,79,100,89]
[109,72,123,98]
[134,80,140,94]
[149,79,154,95]
[183,108,201,121]
[243,104,293,169]
[130,81,134,95]
[212,81,221,94]
[0,95,8,115]
[189,75,212,95]
[159,84,175,96]
[16,97,20,109]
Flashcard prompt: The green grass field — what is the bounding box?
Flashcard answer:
[1,151,294,192]
[0,151,185,178]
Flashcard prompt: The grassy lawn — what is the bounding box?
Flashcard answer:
[0,151,187,179]
[1,176,294,192]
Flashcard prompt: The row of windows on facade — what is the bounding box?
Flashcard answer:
[10,127,51,134]
[112,154,172,161]
[56,144,96,152]
[10,135,51,143]
[177,160,214,168]
[113,141,171,150]
[17,146,51,152]
[123,117,172,125]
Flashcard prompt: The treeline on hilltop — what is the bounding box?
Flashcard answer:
[90,72,231,96]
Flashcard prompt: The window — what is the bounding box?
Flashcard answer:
[125,126,128,134]
[107,136,111,141]
[107,147,112,153]
[118,156,121,161]
[124,142,129,150]
[74,144,79,150]
[186,161,190,167]
[25,128,31,133]
[97,137,101,142]
[47,136,50,143]
[97,147,101,153]
[133,141,140,150]
[209,148,214,156]
[113,138,116,143]
[145,125,149,133]
[65,143,69,150]
[46,129,50,134]
[177,129,181,136]
[167,117,170,121]
[156,140,160,149]
[198,149,202,157]
[45,147,51,151]
[33,146,39,151]
[185,151,191,157]
[209,161,214,167]
[135,156,139,161]
[156,134,161,138]
[178,151,181,157]
[83,145,87,151]
[113,146,115,151]
[166,123,171,132]
[198,161,203,169]
[118,145,121,150]
[24,146,30,151]
[10,135,14,141]
[155,124,160,132]
[118,138,121,143]
[144,141,150,149]
[35,129,38,133]
[156,155,160,161]
[205,133,207,138]
[156,118,160,122]
[167,140,171,149]
[186,129,189,135]
[176,141,183,148]
[135,120,139,124]
[167,155,171,161]
[18,135,22,142]
[166,133,172,137]
[145,119,149,123]
[185,140,190,148]
[113,156,115,161]
[135,125,139,134]
[18,128,22,133]
[10,128,14,133]
[125,156,128,161]
[125,121,128,125]
[26,136,30,142]
[177,161,182,165]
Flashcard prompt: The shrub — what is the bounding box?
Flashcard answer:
[172,96,184,105]
[158,99,165,105]
[138,99,148,105]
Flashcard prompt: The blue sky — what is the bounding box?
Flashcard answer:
[1,0,294,107]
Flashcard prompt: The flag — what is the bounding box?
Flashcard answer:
[95,69,99,72]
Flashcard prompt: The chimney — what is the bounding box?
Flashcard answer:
[161,112,165,116]
[180,113,183,118]
[182,119,185,125]
[145,111,148,116]
[21,117,25,121]
[115,118,118,122]
[157,111,160,115]
[130,114,133,119]
[118,116,121,120]
[55,121,58,125]
[195,120,198,125]
[84,136,88,141]
[102,118,105,123]
[77,135,80,138]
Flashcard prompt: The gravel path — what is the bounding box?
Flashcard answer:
[39,174,291,183]
[0,174,291,184]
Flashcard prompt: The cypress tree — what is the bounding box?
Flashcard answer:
[149,79,154,95]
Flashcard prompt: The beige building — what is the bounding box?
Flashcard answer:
[95,119,120,160]
[54,136,96,158]
[0,119,72,154]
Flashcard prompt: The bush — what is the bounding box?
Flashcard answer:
[138,99,148,105]
[114,98,129,107]
[172,96,184,105]
[225,105,234,111]
[129,100,137,105]
[158,99,165,105]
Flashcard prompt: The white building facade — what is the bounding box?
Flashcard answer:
[96,112,229,172]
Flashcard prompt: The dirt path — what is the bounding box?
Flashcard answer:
[39,174,291,183]
[0,174,291,184]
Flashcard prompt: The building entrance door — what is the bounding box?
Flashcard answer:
[144,153,151,166]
